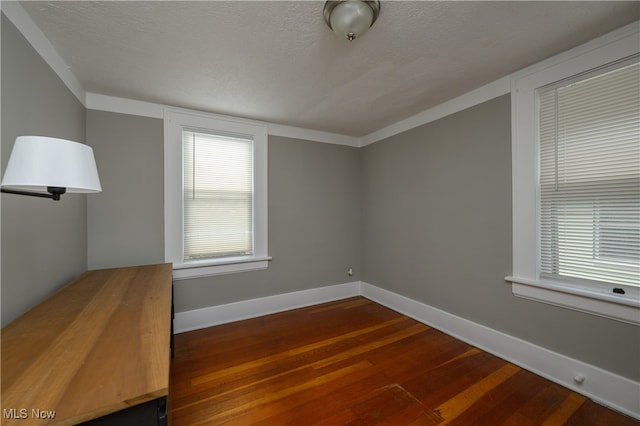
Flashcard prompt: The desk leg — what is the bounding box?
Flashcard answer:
[80,397,167,426]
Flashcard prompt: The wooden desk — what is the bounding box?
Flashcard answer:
[1,263,173,425]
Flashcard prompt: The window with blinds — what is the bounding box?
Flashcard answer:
[537,58,640,289]
[183,130,254,261]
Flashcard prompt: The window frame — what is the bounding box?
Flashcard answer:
[507,25,639,325]
[164,108,269,280]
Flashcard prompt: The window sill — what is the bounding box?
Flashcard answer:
[505,276,639,325]
[173,256,272,280]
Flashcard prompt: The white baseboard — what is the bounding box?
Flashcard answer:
[174,281,360,333]
[174,280,639,419]
[359,281,640,420]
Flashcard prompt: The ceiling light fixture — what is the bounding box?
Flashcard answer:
[323,0,380,42]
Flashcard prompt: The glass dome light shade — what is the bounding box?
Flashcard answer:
[325,1,379,41]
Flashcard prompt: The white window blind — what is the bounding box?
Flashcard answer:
[183,130,254,260]
[538,59,640,289]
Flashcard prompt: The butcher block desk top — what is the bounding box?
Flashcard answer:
[1,263,173,425]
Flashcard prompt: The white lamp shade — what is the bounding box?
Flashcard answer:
[1,136,102,193]
[329,1,375,40]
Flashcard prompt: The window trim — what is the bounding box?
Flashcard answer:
[164,108,269,280]
[508,25,639,325]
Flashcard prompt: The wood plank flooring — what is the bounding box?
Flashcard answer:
[170,297,638,425]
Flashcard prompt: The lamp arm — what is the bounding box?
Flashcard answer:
[1,186,66,201]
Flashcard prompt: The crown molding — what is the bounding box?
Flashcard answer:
[1,1,86,105]
[86,93,165,119]
[267,123,361,147]
[360,77,511,147]
[360,19,640,147]
[6,1,638,150]
[86,94,361,146]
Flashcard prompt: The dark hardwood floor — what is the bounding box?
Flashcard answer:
[169,297,638,425]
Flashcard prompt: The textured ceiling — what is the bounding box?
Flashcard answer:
[18,1,640,137]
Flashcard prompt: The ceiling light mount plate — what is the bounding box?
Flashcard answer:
[323,0,381,41]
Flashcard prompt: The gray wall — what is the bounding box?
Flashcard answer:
[84,110,361,312]
[361,94,640,381]
[1,14,87,325]
[86,110,164,269]
[175,136,361,311]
